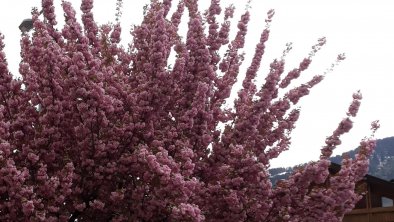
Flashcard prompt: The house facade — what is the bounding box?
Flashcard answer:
[329,163,394,222]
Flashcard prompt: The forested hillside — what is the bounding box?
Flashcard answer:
[270,137,394,184]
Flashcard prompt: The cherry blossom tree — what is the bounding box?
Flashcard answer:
[0,0,379,221]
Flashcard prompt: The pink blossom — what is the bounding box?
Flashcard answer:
[22,200,35,216]
[0,1,378,221]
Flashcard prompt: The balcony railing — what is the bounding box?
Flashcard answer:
[343,206,394,222]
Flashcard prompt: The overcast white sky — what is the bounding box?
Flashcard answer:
[0,0,393,168]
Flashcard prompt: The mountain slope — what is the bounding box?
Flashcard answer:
[270,136,394,185]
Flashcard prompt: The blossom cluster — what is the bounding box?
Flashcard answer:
[0,0,378,221]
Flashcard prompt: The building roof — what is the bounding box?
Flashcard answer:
[329,162,394,199]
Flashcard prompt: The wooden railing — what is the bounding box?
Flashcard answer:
[343,206,394,222]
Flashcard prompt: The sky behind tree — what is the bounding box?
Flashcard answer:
[1,0,393,167]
